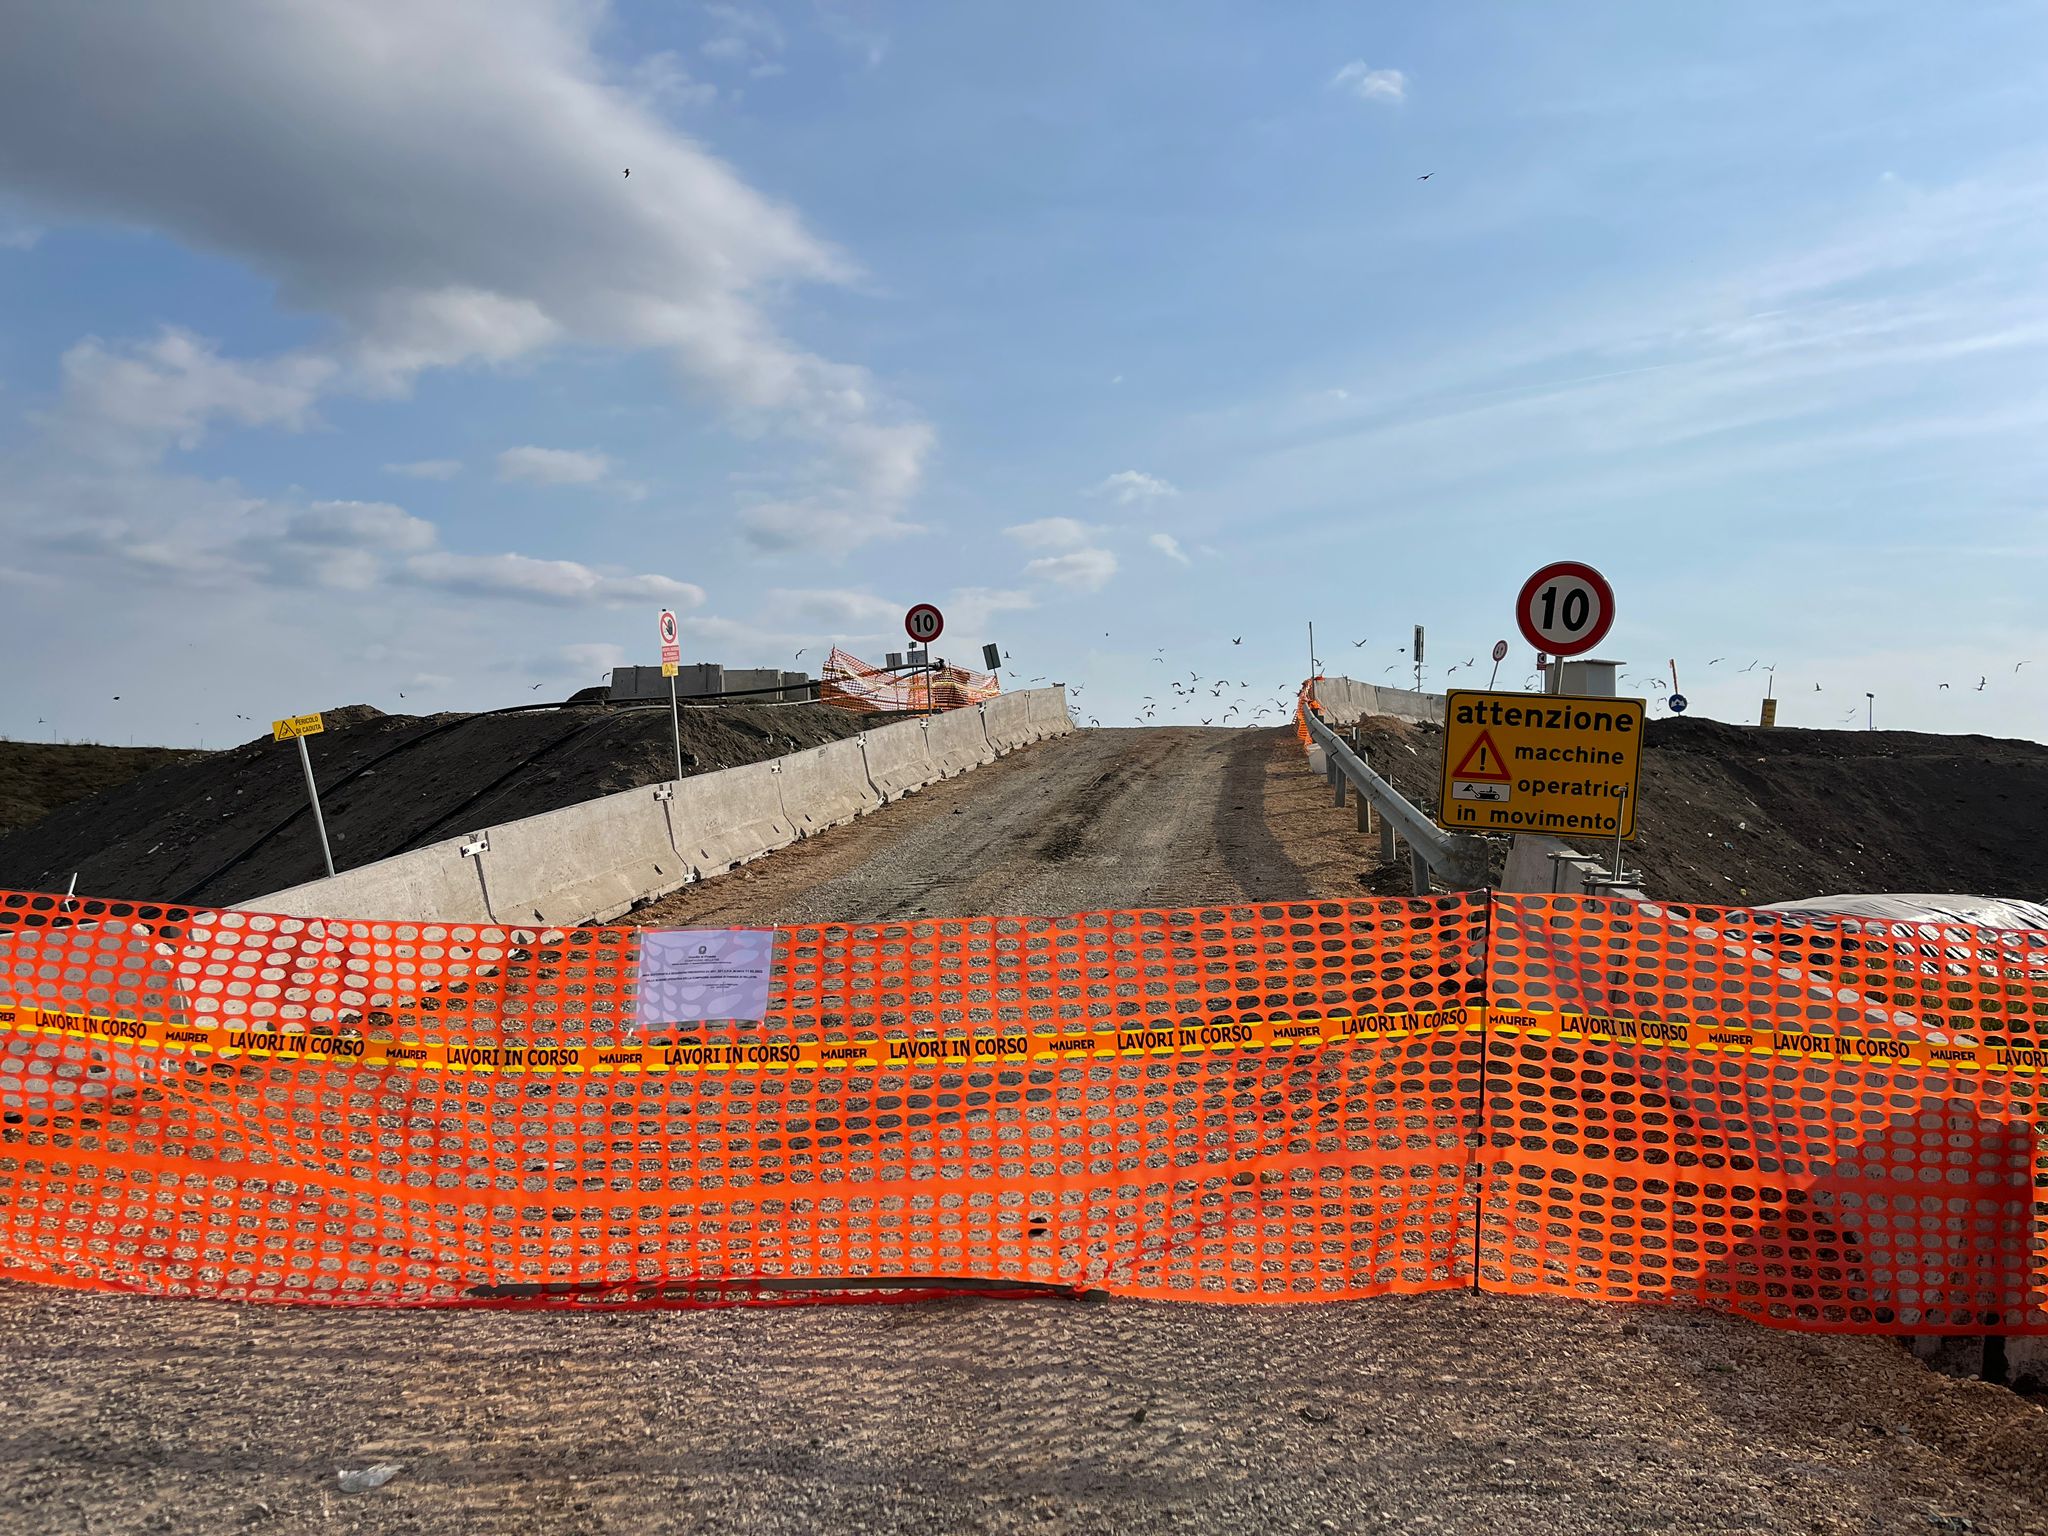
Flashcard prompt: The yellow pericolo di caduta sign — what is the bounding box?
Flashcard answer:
[1436,689,1645,839]
[271,712,325,742]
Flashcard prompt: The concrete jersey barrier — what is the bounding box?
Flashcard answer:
[241,691,1080,924]
[777,736,881,836]
[242,829,493,925]
[861,717,938,802]
[669,760,796,878]
[1315,677,1445,727]
[980,693,1034,753]
[477,783,690,927]
[924,705,995,777]
[1026,686,1074,739]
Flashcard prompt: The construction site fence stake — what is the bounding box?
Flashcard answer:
[296,734,335,879]
[668,672,684,787]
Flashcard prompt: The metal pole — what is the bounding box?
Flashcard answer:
[297,734,335,878]
[1308,621,1316,679]
[1409,849,1430,896]
[668,672,684,783]
[1608,788,1628,884]
[1488,659,1501,690]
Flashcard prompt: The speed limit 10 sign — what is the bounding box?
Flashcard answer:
[1515,561,1614,658]
[904,603,944,644]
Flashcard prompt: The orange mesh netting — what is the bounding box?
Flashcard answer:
[819,647,1000,716]
[0,887,2041,1328]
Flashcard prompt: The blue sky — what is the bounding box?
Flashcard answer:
[3,1,2046,746]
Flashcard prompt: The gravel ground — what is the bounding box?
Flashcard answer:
[4,725,2045,1535]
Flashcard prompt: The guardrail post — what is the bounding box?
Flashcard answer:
[1379,816,1397,862]
[1333,772,1347,808]
[1409,849,1430,895]
[1357,753,1375,833]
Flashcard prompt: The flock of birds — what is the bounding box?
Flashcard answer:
[1014,636,2046,732]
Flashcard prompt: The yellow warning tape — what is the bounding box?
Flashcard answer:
[1494,1009,2046,1075]
[0,1001,1481,1077]
[3,1000,2038,1077]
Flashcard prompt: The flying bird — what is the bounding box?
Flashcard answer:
[2018,661,2031,673]
[1417,173,1433,180]
[1939,683,1951,690]
[1232,637,1242,645]
[1353,638,1368,648]
[1814,683,1823,692]
[795,648,809,661]
[1978,677,1988,691]
[623,168,630,178]
[1709,658,1725,666]
[530,683,544,690]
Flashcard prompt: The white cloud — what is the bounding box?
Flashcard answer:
[0,1,928,518]
[1148,532,1192,565]
[385,458,463,480]
[497,445,612,485]
[562,641,626,677]
[701,3,785,68]
[1025,547,1118,593]
[42,328,334,463]
[739,499,920,557]
[1331,62,1406,104]
[765,588,902,631]
[1003,516,1095,551]
[402,551,704,607]
[1087,470,1180,506]
[626,50,717,111]
[945,586,1035,635]
[0,224,42,250]
[288,499,437,554]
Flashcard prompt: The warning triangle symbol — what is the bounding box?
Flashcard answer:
[1451,729,1512,782]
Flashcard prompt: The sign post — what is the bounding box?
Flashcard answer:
[1487,639,1509,690]
[271,713,334,877]
[905,605,943,716]
[1412,624,1425,693]
[658,608,683,784]
[1516,561,1614,694]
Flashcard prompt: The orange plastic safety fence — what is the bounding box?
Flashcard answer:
[0,890,1485,1309]
[1484,895,2048,1332]
[2,888,2042,1328]
[819,647,1000,716]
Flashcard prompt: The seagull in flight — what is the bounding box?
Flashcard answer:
[1353,638,1368,648]
[1417,172,1434,180]
[530,682,544,690]
[1232,637,1242,645]
[623,168,630,178]
[1978,676,1988,691]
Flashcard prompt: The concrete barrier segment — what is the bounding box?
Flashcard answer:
[777,736,882,836]
[861,717,939,802]
[925,705,996,777]
[476,783,691,926]
[668,760,798,878]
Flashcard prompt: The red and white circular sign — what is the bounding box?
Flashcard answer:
[658,609,679,646]
[904,603,944,644]
[1491,639,1509,663]
[1515,562,1613,658]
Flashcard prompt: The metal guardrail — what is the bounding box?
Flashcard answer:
[1301,707,1490,893]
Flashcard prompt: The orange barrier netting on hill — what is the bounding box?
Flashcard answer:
[0,888,2041,1328]
[819,647,1000,715]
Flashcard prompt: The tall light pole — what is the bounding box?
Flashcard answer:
[1866,692,1874,730]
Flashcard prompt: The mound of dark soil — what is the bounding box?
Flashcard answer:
[0,742,208,840]
[1344,714,2048,906]
[0,701,874,908]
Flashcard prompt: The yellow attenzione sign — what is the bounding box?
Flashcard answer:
[271,712,325,742]
[1436,689,1644,839]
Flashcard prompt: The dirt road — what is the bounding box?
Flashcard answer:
[3,727,2044,1535]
